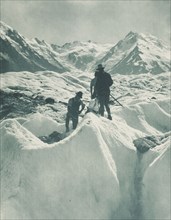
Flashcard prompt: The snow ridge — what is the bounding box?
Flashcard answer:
[1,101,170,219]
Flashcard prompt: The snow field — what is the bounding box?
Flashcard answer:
[1,115,120,219]
[0,70,170,219]
[1,98,170,219]
[143,140,170,220]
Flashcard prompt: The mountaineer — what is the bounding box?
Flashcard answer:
[94,64,113,120]
[65,91,85,132]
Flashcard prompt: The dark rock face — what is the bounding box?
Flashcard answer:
[0,89,46,120]
[45,97,55,104]
[39,131,64,144]
[133,134,170,153]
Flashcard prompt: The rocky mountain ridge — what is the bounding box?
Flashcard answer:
[0,21,170,74]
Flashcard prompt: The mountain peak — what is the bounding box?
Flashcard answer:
[0,22,170,74]
[125,31,158,43]
[97,31,170,74]
[0,21,14,34]
[124,31,140,41]
[126,31,138,37]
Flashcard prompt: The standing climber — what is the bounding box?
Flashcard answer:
[94,64,113,120]
[65,91,85,132]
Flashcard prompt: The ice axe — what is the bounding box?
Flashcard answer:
[110,94,123,107]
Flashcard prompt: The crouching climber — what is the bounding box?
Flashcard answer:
[65,91,85,132]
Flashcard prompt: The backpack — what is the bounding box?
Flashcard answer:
[95,71,113,95]
[105,72,113,87]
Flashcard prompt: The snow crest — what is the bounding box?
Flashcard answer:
[1,101,170,219]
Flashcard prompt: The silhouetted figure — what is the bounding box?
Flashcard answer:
[65,91,85,132]
[94,64,113,120]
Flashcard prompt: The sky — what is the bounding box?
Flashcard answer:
[1,0,170,46]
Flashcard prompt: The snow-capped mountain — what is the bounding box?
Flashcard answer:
[0,21,170,74]
[0,21,69,73]
[97,31,171,74]
[52,40,113,71]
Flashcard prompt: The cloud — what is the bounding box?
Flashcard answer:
[1,1,170,45]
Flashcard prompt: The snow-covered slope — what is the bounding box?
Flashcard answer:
[97,31,171,74]
[0,70,91,121]
[52,40,112,71]
[0,69,170,219]
[1,105,170,219]
[0,21,68,73]
[0,71,170,121]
